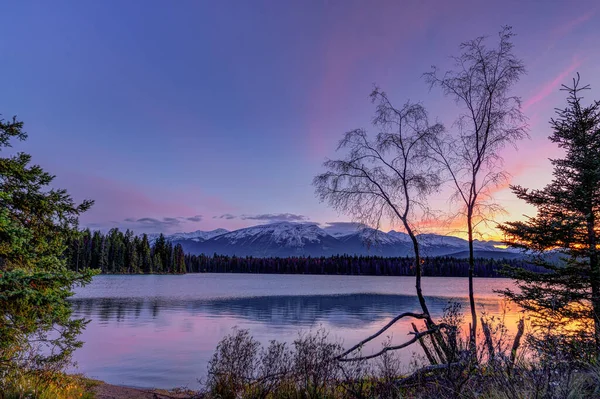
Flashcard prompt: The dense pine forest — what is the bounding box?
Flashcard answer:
[65,228,186,274]
[65,228,539,277]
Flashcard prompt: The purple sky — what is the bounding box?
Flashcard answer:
[1,0,598,237]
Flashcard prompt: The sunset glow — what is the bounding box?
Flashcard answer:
[1,1,598,237]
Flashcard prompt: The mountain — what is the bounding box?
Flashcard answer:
[161,222,518,259]
[148,228,228,245]
[168,228,229,242]
[173,222,341,257]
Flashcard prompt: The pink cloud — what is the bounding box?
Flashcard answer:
[552,9,596,38]
[523,58,583,112]
[305,2,441,158]
[53,173,236,232]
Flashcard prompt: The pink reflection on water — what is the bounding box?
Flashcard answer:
[71,275,520,389]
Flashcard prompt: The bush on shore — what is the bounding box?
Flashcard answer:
[202,316,600,399]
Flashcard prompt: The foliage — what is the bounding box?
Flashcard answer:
[65,228,186,274]
[203,325,600,399]
[500,75,600,355]
[0,114,96,396]
[181,252,538,277]
[205,328,344,399]
[1,372,96,399]
[64,229,539,277]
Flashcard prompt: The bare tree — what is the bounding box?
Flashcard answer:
[313,87,444,345]
[424,26,528,352]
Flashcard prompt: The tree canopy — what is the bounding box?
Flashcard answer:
[500,74,600,357]
[0,115,96,388]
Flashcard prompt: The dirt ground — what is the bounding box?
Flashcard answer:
[91,381,199,399]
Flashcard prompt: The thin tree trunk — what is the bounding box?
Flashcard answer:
[467,210,477,353]
[406,224,429,319]
[406,221,454,362]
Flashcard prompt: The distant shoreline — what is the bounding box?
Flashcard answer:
[91,271,515,279]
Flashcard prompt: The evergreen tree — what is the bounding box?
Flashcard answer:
[174,243,186,274]
[139,234,152,273]
[91,230,102,269]
[500,75,600,355]
[152,252,162,273]
[0,115,95,385]
[153,234,166,273]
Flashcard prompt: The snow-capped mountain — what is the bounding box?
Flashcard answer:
[148,228,228,245]
[161,222,519,259]
[213,222,330,245]
[177,222,341,257]
[169,228,229,242]
[322,222,365,238]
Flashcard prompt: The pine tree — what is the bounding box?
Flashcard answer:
[0,114,95,384]
[139,234,152,274]
[153,234,166,273]
[174,243,186,274]
[500,74,600,355]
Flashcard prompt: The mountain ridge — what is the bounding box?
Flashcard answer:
[152,221,518,258]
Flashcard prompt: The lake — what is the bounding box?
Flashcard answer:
[70,274,520,389]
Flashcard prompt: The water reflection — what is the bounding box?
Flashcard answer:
[71,294,507,328]
[70,291,517,389]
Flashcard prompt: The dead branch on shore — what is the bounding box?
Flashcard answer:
[338,320,453,362]
[336,312,428,361]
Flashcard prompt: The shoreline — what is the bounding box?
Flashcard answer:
[90,380,198,399]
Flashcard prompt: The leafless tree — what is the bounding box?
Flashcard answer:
[313,88,447,359]
[424,26,528,352]
[314,88,442,317]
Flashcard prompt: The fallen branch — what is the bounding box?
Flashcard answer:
[336,312,428,360]
[339,323,452,362]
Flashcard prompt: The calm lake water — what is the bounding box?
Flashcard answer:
[70,274,519,389]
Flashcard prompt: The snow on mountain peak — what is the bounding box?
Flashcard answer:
[148,228,229,244]
[215,222,329,247]
[386,230,413,243]
[322,222,366,238]
[143,222,514,258]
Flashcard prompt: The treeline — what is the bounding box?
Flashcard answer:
[183,253,540,277]
[65,229,539,277]
[65,228,185,274]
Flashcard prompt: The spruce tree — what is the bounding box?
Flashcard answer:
[500,74,600,355]
[174,243,186,274]
[0,115,95,385]
[140,234,152,273]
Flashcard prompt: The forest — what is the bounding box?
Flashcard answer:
[64,228,541,277]
[65,228,186,274]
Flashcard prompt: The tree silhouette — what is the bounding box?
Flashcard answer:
[501,74,600,357]
[424,26,528,351]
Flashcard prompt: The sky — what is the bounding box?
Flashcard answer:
[1,0,599,238]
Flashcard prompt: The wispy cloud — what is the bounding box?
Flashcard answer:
[523,58,583,112]
[212,213,309,222]
[131,217,184,230]
[552,9,596,37]
[241,213,309,222]
[86,214,204,234]
[186,215,203,222]
[213,213,236,220]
